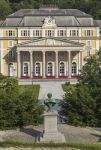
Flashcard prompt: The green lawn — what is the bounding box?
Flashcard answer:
[19,85,40,100]
[0,141,101,150]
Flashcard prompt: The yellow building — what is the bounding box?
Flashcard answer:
[0,7,101,81]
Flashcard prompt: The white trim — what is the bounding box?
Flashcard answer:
[96,27,100,37]
[96,40,100,51]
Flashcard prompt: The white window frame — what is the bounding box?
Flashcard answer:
[23,62,29,76]
[9,50,13,58]
[59,62,65,76]
[72,62,77,75]
[35,62,41,76]
[8,40,13,47]
[21,30,30,37]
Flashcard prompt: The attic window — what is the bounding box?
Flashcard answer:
[21,30,30,37]
[57,30,66,37]
[6,30,15,37]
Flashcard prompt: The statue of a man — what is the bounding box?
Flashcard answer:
[44,93,56,112]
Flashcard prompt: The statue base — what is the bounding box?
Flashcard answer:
[40,111,66,143]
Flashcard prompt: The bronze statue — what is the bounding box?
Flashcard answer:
[44,93,56,112]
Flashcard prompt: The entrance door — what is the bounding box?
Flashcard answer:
[35,63,40,76]
[23,63,28,76]
[47,62,52,76]
[8,63,14,77]
[59,62,65,76]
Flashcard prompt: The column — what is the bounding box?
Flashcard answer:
[43,51,46,78]
[55,51,58,78]
[17,51,21,78]
[30,51,33,78]
[68,51,71,78]
[79,51,82,70]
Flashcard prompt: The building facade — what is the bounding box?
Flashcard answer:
[0,7,101,80]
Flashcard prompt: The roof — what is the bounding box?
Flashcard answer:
[96,20,101,27]
[0,8,100,27]
[9,8,91,17]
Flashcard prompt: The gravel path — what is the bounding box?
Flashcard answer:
[38,82,65,100]
[0,124,101,144]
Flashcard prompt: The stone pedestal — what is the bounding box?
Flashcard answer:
[41,111,66,143]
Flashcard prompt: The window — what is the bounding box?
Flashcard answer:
[23,63,28,76]
[86,40,91,57]
[70,30,79,36]
[9,51,13,58]
[21,30,30,36]
[36,30,40,36]
[86,40,91,46]
[58,30,66,37]
[47,62,52,75]
[33,30,42,37]
[72,62,77,75]
[87,49,90,57]
[45,30,54,37]
[85,30,93,37]
[60,62,65,75]
[8,63,14,77]
[8,40,13,47]
[6,30,15,37]
[35,63,40,76]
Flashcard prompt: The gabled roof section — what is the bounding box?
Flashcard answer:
[17,37,84,47]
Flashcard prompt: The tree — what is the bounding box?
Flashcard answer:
[0,0,12,20]
[79,50,101,87]
[60,50,101,127]
[60,84,96,126]
[0,74,44,129]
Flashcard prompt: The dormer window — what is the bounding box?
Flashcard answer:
[6,30,15,37]
[85,30,93,37]
[21,30,30,37]
[58,30,66,37]
[45,30,54,37]
[33,30,42,37]
[70,30,79,37]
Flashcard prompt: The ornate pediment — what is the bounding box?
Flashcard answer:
[42,16,57,28]
[17,38,84,47]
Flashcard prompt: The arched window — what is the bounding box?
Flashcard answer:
[47,62,52,76]
[72,62,77,75]
[35,62,40,76]
[60,62,65,76]
[23,63,28,76]
[8,63,14,77]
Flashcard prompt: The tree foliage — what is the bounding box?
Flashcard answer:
[0,75,44,129]
[60,50,101,127]
[0,0,101,20]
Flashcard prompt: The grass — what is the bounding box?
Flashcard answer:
[19,84,40,99]
[0,141,101,150]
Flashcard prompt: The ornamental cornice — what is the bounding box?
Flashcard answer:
[17,46,83,51]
